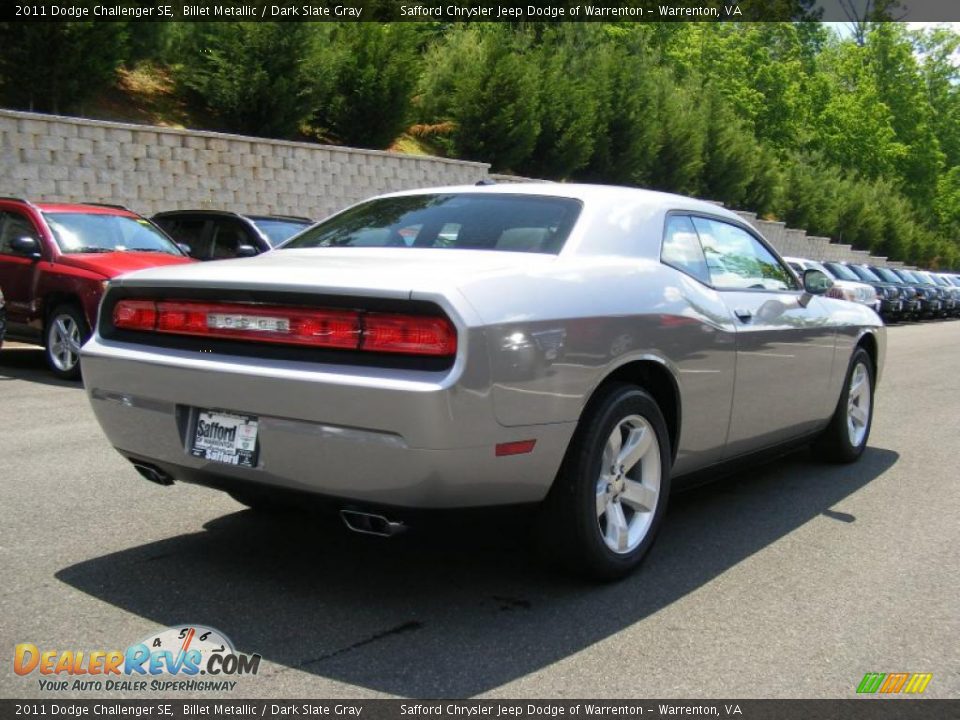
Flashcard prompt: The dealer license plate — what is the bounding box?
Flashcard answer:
[191,410,259,468]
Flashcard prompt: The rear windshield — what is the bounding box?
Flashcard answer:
[281,194,582,255]
[251,218,312,247]
[44,213,182,256]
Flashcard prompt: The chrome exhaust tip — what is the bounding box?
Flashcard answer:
[340,509,406,537]
[131,462,174,486]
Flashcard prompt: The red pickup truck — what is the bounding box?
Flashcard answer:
[0,199,194,378]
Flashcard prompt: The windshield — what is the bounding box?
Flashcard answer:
[281,194,582,254]
[873,267,902,283]
[45,213,182,255]
[824,262,859,281]
[251,218,312,247]
[849,265,882,282]
[894,269,919,283]
[913,271,935,285]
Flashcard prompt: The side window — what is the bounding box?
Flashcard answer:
[692,217,796,291]
[0,210,40,255]
[210,220,251,259]
[661,215,710,284]
[156,217,210,259]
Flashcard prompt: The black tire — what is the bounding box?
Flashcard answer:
[813,347,875,463]
[44,303,89,381]
[537,382,672,580]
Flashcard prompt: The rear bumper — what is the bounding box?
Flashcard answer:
[81,337,575,508]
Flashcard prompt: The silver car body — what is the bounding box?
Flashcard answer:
[81,184,885,508]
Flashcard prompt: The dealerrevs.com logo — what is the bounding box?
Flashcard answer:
[14,625,261,693]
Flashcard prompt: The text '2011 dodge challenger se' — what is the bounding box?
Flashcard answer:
[82,185,883,578]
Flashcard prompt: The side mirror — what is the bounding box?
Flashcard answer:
[10,236,41,259]
[176,243,192,256]
[235,244,258,258]
[799,268,833,308]
[803,268,833,295]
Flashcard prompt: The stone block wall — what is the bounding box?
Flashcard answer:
[0,110,488,221]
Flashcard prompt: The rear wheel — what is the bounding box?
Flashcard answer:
[538,383,671,580]
[814,347,874,463]
[45,304,89,380]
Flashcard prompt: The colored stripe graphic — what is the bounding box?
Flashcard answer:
[903,674,933,694]
[857,673,885,693]
[857,672,932,694]
[879,672,909,693]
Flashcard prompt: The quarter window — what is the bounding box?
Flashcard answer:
[691,217,796,291]
[661,215,710,284]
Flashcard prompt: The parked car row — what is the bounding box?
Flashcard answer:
[785,255,960,323]
[0,198,315,378]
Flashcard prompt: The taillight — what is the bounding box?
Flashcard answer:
[112,299,456,357]
[113,300,156,330]
[363,313,457,356]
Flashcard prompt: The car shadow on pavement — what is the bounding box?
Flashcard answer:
[0,347,81,389]
[56,446,898,697]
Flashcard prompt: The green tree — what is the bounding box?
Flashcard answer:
[518,25,601,180]
[174,22,316,138]
[418,25,541,171]
[0,22,129,113]
[315,23,421,148]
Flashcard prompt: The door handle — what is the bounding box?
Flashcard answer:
[734,308,753,322]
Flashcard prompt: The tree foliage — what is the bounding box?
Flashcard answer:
[3,20,960,267]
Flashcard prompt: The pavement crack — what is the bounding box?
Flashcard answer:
[297,621,424,668]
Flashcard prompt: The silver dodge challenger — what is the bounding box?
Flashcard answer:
[82,184,883,578]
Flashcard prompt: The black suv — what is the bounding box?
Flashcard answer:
[833,262,907,322]
[152,210,313,261]
[869,266,922,320]
[893,268,945,318]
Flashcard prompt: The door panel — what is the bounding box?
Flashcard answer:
[0,210,44,326]
[689,215,837,456]
[719,291,837,455]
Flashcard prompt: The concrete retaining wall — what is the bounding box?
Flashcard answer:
[0,109,488,221]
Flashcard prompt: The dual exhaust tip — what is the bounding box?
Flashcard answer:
[340,509,406,537]
[131,462,174,486]
[130,460,405,537]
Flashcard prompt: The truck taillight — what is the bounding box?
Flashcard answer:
[112,299,457,357]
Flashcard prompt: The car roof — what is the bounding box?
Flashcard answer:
[376,182,744,223]
[37,202,138,217]
[153,209,312,223]
[0,197,140,217]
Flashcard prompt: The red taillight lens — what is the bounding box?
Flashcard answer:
[113,300,157,331]
[363,313,457,356]
[111,299,456,357]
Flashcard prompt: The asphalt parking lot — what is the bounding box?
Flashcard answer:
[2,321,958,700]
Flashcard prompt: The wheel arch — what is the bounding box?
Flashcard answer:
[43,292,86,325]
[854,329,882,386]
[586,358,681,465]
